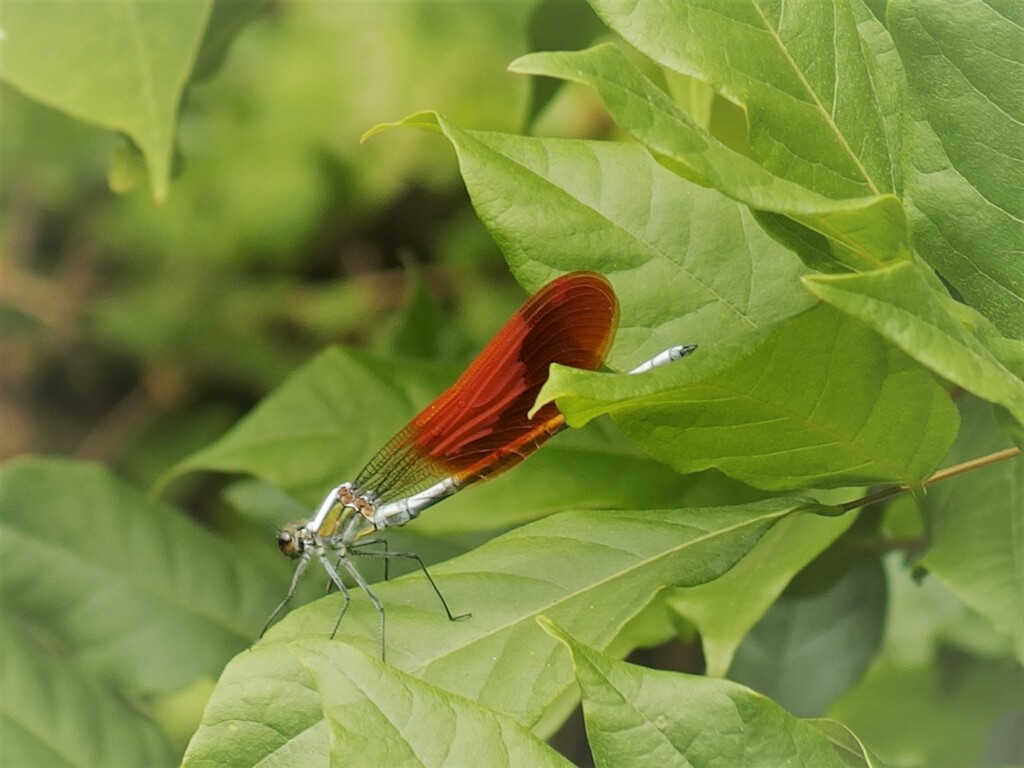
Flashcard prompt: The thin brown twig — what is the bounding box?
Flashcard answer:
[839,446,1022,513]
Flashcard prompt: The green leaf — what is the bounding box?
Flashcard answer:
[668,509,858,677]
[804,261,1024,425]
[0,617,175,768]
[379,110,816,365]
[182,640,570,768]
[0,0,214,202]
[729,557,887,716]
[0,457,293,766]
[920,397,1024,664]
[541,620,869,768]
[588,0,900,198]
[192,498,801,754]
[0,457,284,695]
[540,303,959,490]
[509,43,909,270]
[170,347,451,503]
[889,0,1024,339]
[171,346,694,537]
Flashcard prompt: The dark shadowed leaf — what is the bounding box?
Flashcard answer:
[729,557,887,716]
[921,397,1024,663]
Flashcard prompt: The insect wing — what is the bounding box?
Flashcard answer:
[355,271,619,501]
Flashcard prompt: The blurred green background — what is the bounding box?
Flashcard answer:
[0,0,599,496]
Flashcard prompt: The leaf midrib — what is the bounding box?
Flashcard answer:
[407,505,792,675]
[745,0,882,195]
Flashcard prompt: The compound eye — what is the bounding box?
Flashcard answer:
[277,530,300,557]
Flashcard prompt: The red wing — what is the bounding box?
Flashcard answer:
[355,271,619,501]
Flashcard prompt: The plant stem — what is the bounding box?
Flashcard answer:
[840,446,1021,513]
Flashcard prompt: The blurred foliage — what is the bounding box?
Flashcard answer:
[0,1,538,485]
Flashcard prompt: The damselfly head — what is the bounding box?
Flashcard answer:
[277,525,306,558]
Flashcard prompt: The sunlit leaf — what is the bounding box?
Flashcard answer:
[540,304,959,490]
[510,41,908,270]
[804,261,1024,425]
[376,110,816,365]
[889,0,1024,339]
[588,0,901,197]
[182,641,570,768]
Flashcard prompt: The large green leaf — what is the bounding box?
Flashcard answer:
[183,498,807,764]
[542,621,877,768]
[182,641,570,768]
[0,458,284,695]
[0,0,215,201]
[804,261,1024,425]
[0,617,175,768]
[372,111,816,366]
[0,458,291,767]
[588,0,900,198]
[889,0,1024,339]
[921,397,1024,664]
[539,304,959,490]
[668,509,857,677]
[509,45,909,271]
[170,346,693,535]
